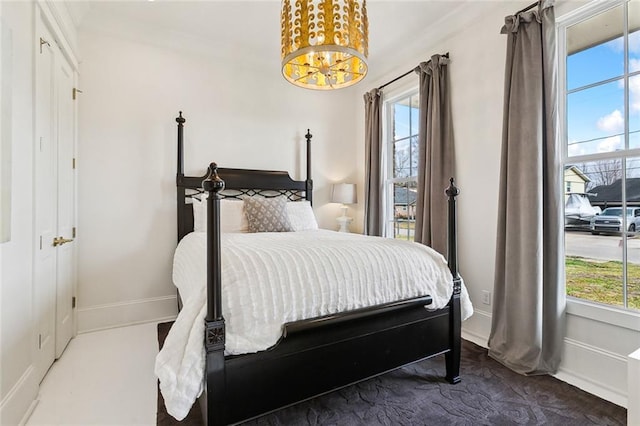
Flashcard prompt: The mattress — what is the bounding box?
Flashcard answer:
[156,230,473,420]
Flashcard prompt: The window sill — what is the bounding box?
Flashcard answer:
[567,298,640,332]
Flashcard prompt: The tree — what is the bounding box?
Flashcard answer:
[582,159,623,191]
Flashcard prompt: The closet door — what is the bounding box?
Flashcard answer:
[34,17,57,383]
[34,8,77,381]
[54,49,75,358]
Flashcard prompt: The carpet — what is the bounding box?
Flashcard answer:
[156,322,626,425]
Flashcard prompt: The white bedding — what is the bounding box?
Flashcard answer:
[155,230,473,420]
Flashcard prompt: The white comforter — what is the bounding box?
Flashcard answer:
[155,230,473,420]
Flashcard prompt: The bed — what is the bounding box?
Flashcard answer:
[157,112,472,425]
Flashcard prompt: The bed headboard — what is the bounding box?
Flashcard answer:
[175,112,313,242]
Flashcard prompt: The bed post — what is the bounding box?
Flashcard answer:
[445,178,462,384]
[176,112,186,242]
[305,129,313,204]
[202,163,227,425]
[176,112,187,311]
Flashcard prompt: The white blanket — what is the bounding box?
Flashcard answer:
[155,230,473,420]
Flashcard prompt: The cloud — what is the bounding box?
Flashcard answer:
[597,135,623,153]
[616,61,640,115]
[597,109,624,133]
[568,140,585,157]
[630,71,640,114]
[608,37,624,53]
[631,31,640,54]
[608,32,640,54]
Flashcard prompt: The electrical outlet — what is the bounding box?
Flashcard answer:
[481,290,491,305]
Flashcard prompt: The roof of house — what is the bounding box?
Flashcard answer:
[564,165,591,182]
[394,187,418,205]
[588,178,640,203]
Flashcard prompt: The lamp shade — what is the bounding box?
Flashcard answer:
[331,183,357,204]
[281,0,368,90]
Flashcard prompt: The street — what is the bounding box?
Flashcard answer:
[565,231,640,264]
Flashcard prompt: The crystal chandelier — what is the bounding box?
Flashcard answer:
[281,0,368,90]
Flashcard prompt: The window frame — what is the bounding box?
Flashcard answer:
[558,0,640,320]
[381,87,420,239]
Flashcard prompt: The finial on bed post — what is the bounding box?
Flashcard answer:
[445,178,460,285]
[305,129,313,204]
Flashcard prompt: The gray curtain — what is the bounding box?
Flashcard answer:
[488,0,565,375]
[413,55,455,256]
[364,88,383,236]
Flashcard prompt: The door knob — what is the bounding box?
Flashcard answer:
[53,236,74,247]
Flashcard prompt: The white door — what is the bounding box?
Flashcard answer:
[54,49,75,358]
[34,10,76,382]
[34,18,57,383]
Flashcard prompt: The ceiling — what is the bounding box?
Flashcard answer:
[66,1,501,81]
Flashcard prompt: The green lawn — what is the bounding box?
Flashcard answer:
[566,256,640,310]
[393,220,415,241]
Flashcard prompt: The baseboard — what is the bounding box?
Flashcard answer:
[0,365,38,426]
[555,338,628,408]
[628,348,640,426]
[461,309,491,348]
[77,295,178,333]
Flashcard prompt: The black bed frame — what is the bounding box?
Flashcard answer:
[175,112,462,425]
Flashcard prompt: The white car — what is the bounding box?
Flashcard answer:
[590,207,640,235]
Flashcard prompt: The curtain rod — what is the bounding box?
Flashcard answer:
[515,1,537,16]
[377,52,449,91]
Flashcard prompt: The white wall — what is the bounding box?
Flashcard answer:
[0,2,57,424]
[0,2,39,424]
[354,0,638,408]
[75,24,359,332]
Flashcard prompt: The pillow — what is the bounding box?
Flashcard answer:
[192,197,249,233]
[243,196,294,233]
[287,201,318,231]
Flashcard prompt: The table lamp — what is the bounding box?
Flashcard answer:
[331,183,357,232]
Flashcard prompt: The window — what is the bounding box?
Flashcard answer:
[560,0,640,311]
[383,91,419,240]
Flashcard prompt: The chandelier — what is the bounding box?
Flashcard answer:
[281,0,368,90]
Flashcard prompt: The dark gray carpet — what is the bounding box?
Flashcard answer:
[157,322,626,425]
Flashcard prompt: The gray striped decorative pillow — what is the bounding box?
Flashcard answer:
[243,197,294,233]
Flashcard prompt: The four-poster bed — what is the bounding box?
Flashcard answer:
[171,112,465,425]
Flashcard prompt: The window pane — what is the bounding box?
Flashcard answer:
[392,181,416,240]
[629,1,640,72]
[410,136,419,177]
[567,79,624,157]
[393,102,410,140]
[564,160,624,307]
[394,138,411,178]
[410,95,419,136]
[566,5,623,90]
[631,74,640,149]
[629,2,640,150]
[386,91,418,239]
[627,157,640,310]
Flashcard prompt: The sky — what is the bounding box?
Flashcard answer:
[567,30,640,158]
